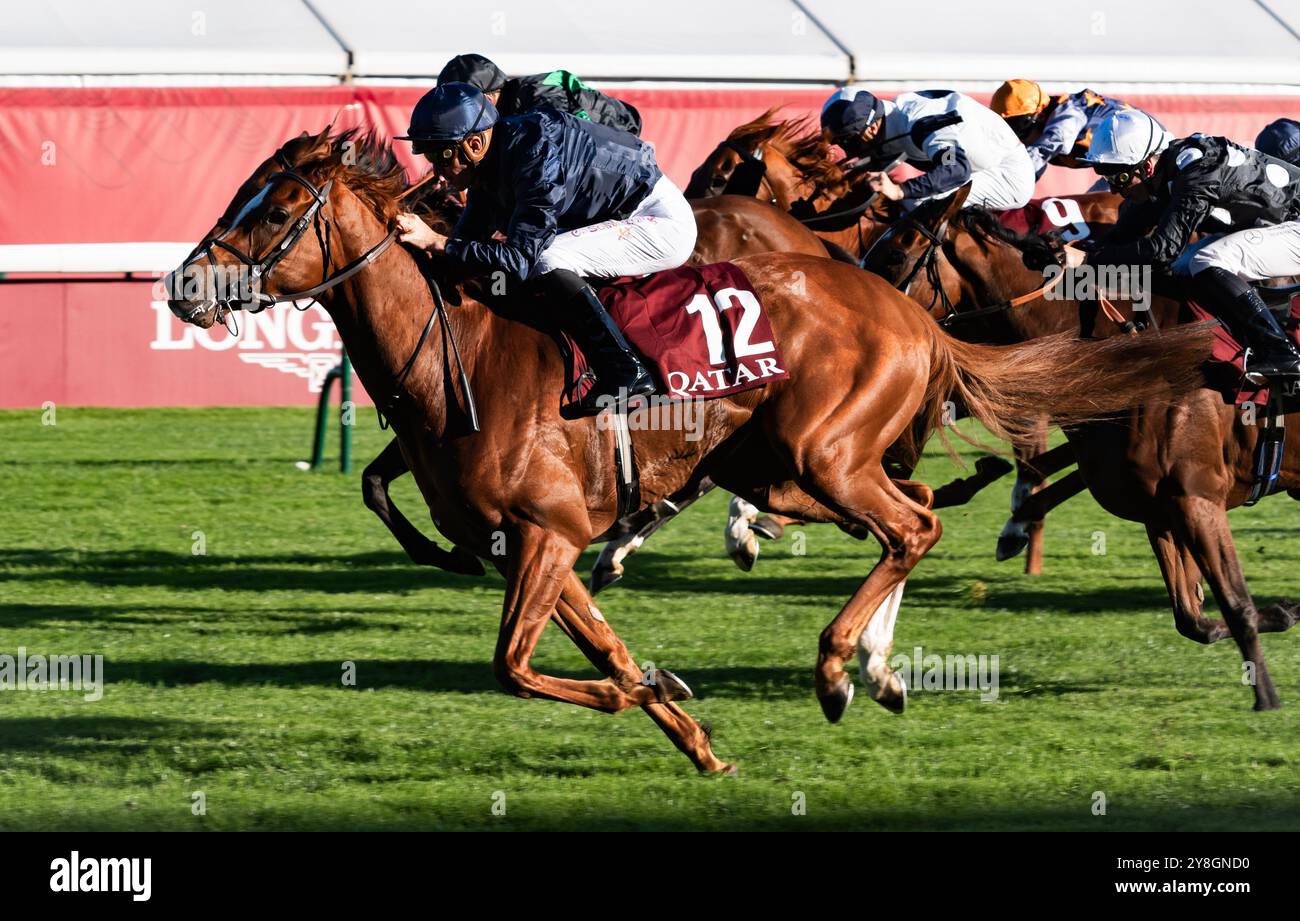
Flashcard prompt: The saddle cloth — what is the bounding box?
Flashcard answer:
[563,261,789,407]
[1186,297,1300,407]
[997,197,1094,242]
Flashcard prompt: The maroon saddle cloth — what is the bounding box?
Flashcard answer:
[562,261,790,407]
[1185,293,1300,407]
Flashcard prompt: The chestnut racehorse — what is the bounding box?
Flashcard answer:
[866,186,1300,710]
[167,131,1215,770]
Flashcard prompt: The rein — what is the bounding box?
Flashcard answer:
[867,206,1134,333]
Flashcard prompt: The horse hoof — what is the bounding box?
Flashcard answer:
[653,668,694,703]
[751,516,785,541]
[875,676,907,713]
[589,566,622,595]
[817,676,854,723]
[730,537,759,572]
[996,533,1028,562]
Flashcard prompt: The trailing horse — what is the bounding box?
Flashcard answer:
[865,184,1300,710]
[166,130,1215,770]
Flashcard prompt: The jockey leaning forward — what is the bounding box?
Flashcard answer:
[392,83,696,414]
[1080,109,1300,381]
[990,79,1137,179]
[820,88,1035,212]
[437,52,643,136]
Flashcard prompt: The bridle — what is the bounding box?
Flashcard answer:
[173,155,398,331]
[174,152,478,434]
[861,208,957,320]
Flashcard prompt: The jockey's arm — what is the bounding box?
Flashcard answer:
[898,136,971,206]
[1027,104,1088,178]
[443,123,565,282]
[1089,183,1210,268]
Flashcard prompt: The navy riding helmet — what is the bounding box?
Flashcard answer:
[820,90,885,141]
[396,82,499,143]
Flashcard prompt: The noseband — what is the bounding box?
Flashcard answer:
[175,159,398,329]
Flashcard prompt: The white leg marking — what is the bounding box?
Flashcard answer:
[858,579,907,701]
[725,497,760,565]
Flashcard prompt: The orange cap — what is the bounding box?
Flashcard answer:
[991,79,1047,118]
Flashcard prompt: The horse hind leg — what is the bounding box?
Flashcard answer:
[804,471,942,722]
[1146,523,1230,644]
[1171,496,1280,709]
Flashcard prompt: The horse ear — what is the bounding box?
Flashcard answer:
[942,182,973,219]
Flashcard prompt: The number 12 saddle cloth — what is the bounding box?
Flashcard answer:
[562,262,790,409]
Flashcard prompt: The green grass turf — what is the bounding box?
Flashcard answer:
[1,406,1298,831]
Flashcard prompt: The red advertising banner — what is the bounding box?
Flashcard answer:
[1,85,1294,407]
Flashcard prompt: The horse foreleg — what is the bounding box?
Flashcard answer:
[362,438,483,575]
[495,524,689,715]
[589,478,715,594]
[998,469,1087,561]
[551,572,732,773]
[1170,495,1280,710]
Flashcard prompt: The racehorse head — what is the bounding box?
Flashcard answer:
[684,109,838,209]
[166,127,407,330]
[860,184,971,293]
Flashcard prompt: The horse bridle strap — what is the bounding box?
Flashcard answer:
[796,191,880,228]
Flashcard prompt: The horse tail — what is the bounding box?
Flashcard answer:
[920,321,1217,449]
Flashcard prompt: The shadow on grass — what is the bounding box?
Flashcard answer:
[3,547,1176,615]
[0,602,412,635]
[0,548,492,595]
[0,716,224,755]
[100,657,1116,702]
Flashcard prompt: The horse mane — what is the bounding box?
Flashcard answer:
[953,206,1060,267]
[727,108,845,189]
[288,126,410,224]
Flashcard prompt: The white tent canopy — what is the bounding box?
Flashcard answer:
[1,0,1295,87]
[316,0,847,82]
[804,0,1300,85]
[1,0,347,77]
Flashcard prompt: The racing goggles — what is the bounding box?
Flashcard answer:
[1096,162,1147,191]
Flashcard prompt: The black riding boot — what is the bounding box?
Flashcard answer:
[541,270,655,415]
[1198,266,1300,382]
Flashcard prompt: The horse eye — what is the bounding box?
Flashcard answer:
[265,207,290,226]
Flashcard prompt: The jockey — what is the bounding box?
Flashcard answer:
[1256,118,1300,167]
[990,80,1136,179]
[437,52,643,136]
[1082,109,1300,380]
[820,88,1035,212]
[393,83,697,414]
